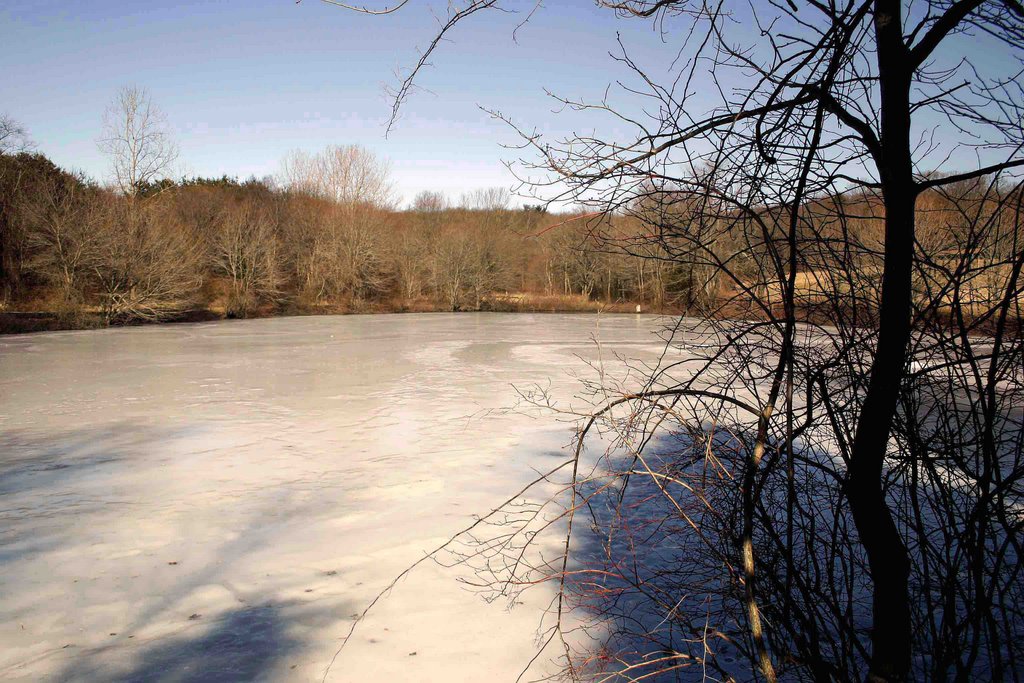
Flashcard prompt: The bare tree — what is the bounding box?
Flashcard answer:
[429,227,475,311]
[388,221,432,302]
[319,2,1024,682]
[92,86,196,323]
[465,227,513,308]
[0,116,36,302]
[22,174,99,309]
[0,114,33,155]
[210,199,282,317]
[411,189,448,212]
[284,201,390,304]
[427,215,514,310]
[92,197,201,323]
[327,205,392,301]
[459,186,510,211]
[0,150,79,303]
[98,86,178,199]
[279,145,395,208]
[278,146,395,303]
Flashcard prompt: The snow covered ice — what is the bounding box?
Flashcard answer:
[0,313,670,682]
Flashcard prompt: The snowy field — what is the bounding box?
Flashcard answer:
[0,313,673,682]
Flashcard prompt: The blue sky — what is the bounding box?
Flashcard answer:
[0,0,676,205]
[2,2,1017,205]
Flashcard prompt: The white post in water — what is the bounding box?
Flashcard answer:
[636,304,642,313]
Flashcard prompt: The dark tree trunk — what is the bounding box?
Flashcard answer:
[846,2,915,680]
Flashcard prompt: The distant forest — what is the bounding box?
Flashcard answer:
[0,139,719,333]
[1,138,1019,333]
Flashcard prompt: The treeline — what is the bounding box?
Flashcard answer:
[2,128,1019,333]
[3,83,1020,335]
[3,148,1019,333]
[0,149,713,332]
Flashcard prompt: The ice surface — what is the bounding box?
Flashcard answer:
[0,313,672,682]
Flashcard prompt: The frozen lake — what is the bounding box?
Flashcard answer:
[0,313,673,682]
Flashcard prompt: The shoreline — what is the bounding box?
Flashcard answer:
[4,294,1014,338]
[0,299,682,335]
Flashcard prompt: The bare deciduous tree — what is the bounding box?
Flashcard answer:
[459,186,510,211]
[319,2,1024,682]
[210,199,282,317]
[324,205,391,301]
[284,200,390,304]
[0,116,35,302]
[411,189,448,212]
[280,145,395,208]
[0,114,33,155]
[93,199,201,323]
[22,174,99,309]
[389,221,431,302]
[98,86,178,199]
[1,150,80,303]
